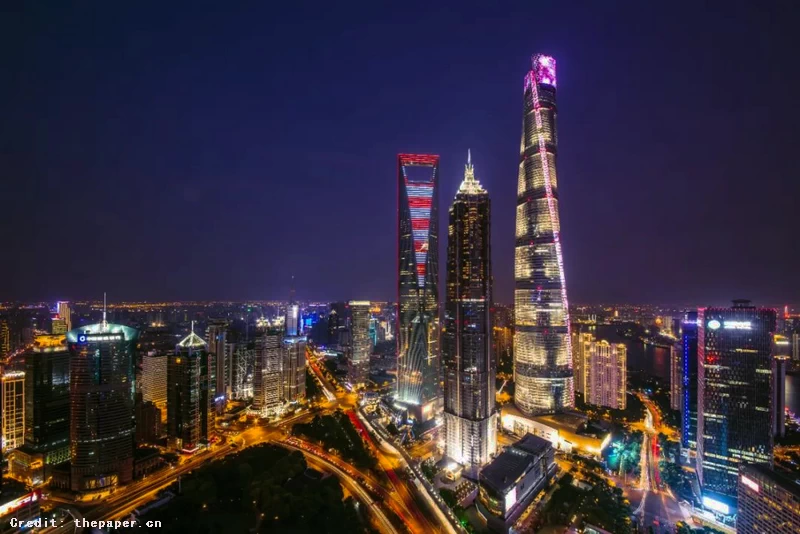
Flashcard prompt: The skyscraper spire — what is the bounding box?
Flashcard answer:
[458,149,485,195]
[102,292,108,330]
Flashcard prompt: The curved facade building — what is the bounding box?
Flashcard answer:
[397,153,440,420]
[67,323,138,492]
[514,54,573,415]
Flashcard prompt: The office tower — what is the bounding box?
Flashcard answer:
[57,302,72,332]
[51,318,68,335]
[514,54,573,416]
[168,328,211,451]
[253,323,283,419]
[737,464,800,533]
[681,311,699,451]
[585,341,626,410]
[793,332,799,361]
[24,335,70,466]
[282,295,307,403]
[670,343,682,411]
[773,335,790,438]
[230,342,254,400]
[141,352,168,416]
[286,303,301,337]
[206,320,227,412]
[442,152,496,474]
[0,320,9,358]
[2,371,25,451]
[571,331,594,396]
[348,301,372,388]
[67,319,138,493]
[697,301,775,512]
[397,153,440,421]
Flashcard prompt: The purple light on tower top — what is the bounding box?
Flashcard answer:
[533,54,556,87]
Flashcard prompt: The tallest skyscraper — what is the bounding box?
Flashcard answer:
[514,54,573,415]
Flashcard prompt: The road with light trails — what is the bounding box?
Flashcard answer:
[627,393,688,532]
[356,409,464,534]
[279,441,401,534]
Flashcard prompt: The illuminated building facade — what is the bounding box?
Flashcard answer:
[443,152,497,473]
[571,331,594,395]
[0,320,9,358]
[514,54,573,416]
[670,343,682,411]
[141,352,167,416]
[168,329,212,451]
[681,311,699,451]
[253,323,283,419]
[773,335,790,438]
[206,320,227,412]
[1,371,25,451]
[348,301,371,388]
[282,298,306,403]
[697,302,775,512]
[67,322,138,492]
[585,341,626,410]
[57,302,72,332]
[397,153,440,420]
[737,463,800,534]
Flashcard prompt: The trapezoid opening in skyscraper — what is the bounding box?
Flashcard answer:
[396,153,441,422]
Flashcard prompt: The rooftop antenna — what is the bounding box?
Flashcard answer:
[191,320,195,334]
[102,292,108,329]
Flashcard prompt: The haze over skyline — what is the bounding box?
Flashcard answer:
[2,2,798,305]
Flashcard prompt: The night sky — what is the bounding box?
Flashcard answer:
[2,2,798,306]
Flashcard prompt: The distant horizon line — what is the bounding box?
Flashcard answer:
[1,299,797,311]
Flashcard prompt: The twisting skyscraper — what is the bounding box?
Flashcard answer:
[514,54,573,415]
[443,151,496,474]
[397,153,440,421]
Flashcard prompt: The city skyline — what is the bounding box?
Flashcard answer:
[3,4,800,532]
[2,3,798,306]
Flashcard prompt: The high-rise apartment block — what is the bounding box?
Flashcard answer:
[1,371,25,451]
[348,301,371,388]
[586,341,626,410]
[670,343,682,411]
[571,331,594,396]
